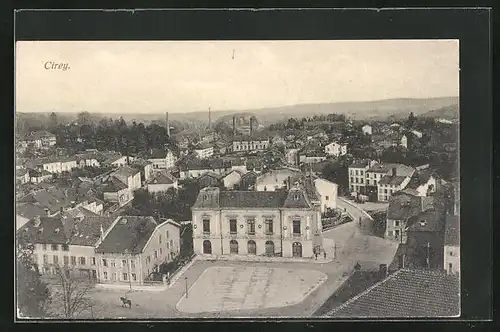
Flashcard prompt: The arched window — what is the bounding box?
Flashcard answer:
[229,240,239,254]
[265,241,275,255]
[247,240,256,255]
[292,242,302,258]
[203,240,212,254]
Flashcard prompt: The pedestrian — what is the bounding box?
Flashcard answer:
[315,252,318,260]
[323,251,326,259]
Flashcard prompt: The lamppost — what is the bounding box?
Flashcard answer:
[184,276,188,298]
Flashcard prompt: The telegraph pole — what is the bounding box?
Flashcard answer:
[184,276,188,298]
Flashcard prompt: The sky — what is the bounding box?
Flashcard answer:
[15,40,459,114]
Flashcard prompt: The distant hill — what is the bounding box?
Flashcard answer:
[17,96,459,125]
[173,96,459,124]
[419,105,459,120]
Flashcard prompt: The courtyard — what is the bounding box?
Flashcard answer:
[176,266,327,313]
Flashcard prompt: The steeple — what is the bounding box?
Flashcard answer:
[165,112,170,137]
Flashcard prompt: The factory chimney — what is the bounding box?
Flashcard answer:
[208,107,212,131]
[232,115,236,136]
[165,112,170,137]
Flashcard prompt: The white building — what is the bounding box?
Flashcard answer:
[231,136,270,153]
[324,141,347,157]
[362,125,372,135]
[194,143,214,159]
[148,149,176,169]
[220,170,242,190]
[313,177,338,212]
[348,159,376,195]
[147,173,178,193]
[285,148,299,166]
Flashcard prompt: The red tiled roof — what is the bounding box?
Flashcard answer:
[328,269,460,318]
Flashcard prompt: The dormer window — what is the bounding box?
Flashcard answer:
[55,228,60,234]
[294,194,300,200]
[419,220,427,227]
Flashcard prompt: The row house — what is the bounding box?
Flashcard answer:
[191,187,323,258]
[406,169,440,197]
[19,215,181,286]
[299,152,327,164]
[95,216,180,285]
[385,192,434,242]
[99,152,129,168]
[193,142,214,159]
[404,209,445,270]
[148,149,177,169]
[230,136,270,153]
[75,152,101,168]
[18,215,117,279]
[25,157,78,174]
[348,159,377,196]
[29,170,52,183]
[147,172,179,194]
[20,131,57,150]
[443,214,460,276]
[365,163,415,202]
[324,141,348,157]
[130,159,154,184]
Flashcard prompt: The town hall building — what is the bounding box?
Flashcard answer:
[191,186,323,259]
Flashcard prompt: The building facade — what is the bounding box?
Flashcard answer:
[95,217,181,285]
[443,214,460,276]
[324,141,347,157]
[194,146,214,159]
[231,137,270,153]
[191,187,323,258]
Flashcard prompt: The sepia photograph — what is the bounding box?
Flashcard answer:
[15,39,460,319]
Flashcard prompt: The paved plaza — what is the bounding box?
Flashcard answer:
[176,266,327,313]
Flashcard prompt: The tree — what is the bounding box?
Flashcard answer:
[49,112,58,129]
[76,112,93,126]
[16,233,52,318]
[406,112,416,129]
[51,266,95,319]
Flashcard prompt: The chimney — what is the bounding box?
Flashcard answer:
[44,208,50,216]
[392,167,397,177]
[232,116,236,136]
[208,107,212,131]
[166,112,170,137]
[32,215,41,227]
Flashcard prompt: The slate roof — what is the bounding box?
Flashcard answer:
[350,159,372,169]
[327,269,460,318]
[283,188,313,209]
[386,194,423,220]
[18,216,73,245]
[194,141,213,150]
[192,187,290,209]
[69,216,116,246]
[102,177,128,192]
[379,175,408,186]
[407,169,436,189]
[95,216,158,254]
[406,209,443,233]
[16,202,47,219]
[240,171,257,179]
[220,191,288,209]
[112,165,140,180]
[150,173,176,185]
[130,159,153,168]
[444,214,460,246]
